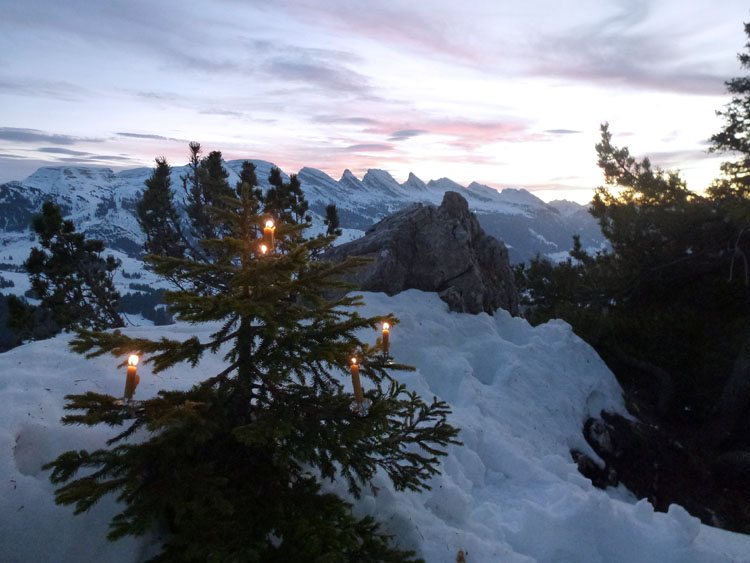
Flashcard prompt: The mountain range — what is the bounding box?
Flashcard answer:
[0,161,605,264]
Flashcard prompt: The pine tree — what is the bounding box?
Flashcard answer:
[44,164,460,561]
[265,167,310,226]
[324,203,343,237]
[136,157,185,259]
[183,145,236,246]
[711,22,750,193]
[15,201,123,331]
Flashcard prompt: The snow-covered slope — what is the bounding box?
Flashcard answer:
[1,290,748,562]
[0,163,604,264]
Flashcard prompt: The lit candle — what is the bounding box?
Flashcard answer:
[382,322,390,354]
[263,219,275,253]
[350,357,364,403]
[124,354,140,400]
[259,243,268,256]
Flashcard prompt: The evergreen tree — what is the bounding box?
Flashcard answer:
[14,202,123,332]
[136,157,185,259]
[324,203,343,237]
[265,167,310,226]
[182,143,236,248]
[517,123,750,419]
[711,22,750,193]
[44,173,459,561]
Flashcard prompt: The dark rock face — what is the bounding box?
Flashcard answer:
[579,411,750,533]
[324,191,519,316]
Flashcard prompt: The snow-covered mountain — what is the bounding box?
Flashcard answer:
[2,290,749,562]
[0,162,604,264]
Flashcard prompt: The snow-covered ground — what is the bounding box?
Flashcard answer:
[1,290,749,562]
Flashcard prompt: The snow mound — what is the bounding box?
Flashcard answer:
[1,290,749,562]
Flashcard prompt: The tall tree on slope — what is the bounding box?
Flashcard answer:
[136,157,185,259]
[10,202,123,334]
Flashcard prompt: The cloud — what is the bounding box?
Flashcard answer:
[116,132,168,140]
[264,57,373,96]
[0,127,101,145]
[545,129,582,135]
[637,148,716,169]
[199,108,245,117]
[0,77,90,102]
[389,129,428,141]
[268,1,483,65]
[83,155,135,161]
[363,117,535,151]
[136,91,182,101]
[37,147,91,156]
[344,143,393,152]
[116,132,185,142]
[313,115,380,125]
[529,2,730,95]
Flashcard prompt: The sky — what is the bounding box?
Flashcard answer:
[0,0,748,203]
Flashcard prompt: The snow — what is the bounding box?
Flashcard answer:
[2,290,750,562]
[547,199,587,219]
[528,228,559,248]
[497,188,549,210]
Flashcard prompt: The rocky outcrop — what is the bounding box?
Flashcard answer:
[578,411,750,533]
[324,191,519,316]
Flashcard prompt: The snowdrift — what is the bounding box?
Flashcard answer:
[1,290,749,562]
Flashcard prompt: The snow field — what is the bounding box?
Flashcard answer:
[1,290,749,562]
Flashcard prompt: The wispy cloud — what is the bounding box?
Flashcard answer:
[529,2,730,95]
[0,77,90,102]
[0,127,102,145]
[37,147,92,156]
[313,115,380,125]
[545,129,582,135]
[637,148,716,169]
[199,108,245,118]
[389,129,428,141]
[263,57,373,96]
[344,143,393,152]
[365,117,535,150]
[116,132,185,142]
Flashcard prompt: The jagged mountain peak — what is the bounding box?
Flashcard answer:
[23,166,117,192]
[362,168,398,183]
[339,169,364,191]
[361,169,405,198]
[548,199,587,217]
[427,177,465,190]
[402,172,428,191]
[496,187,547,208]
[0,161,605,264]
[298,166,335,181]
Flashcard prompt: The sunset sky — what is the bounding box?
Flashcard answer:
[0,0,748,202]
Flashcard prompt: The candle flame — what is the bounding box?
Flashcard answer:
[382,322,390,331]
[260,244,268,254]
[265,220,274,229]
[351,357,357,365]
[128,354,140,366]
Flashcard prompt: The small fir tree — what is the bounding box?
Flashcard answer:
[136,157,185,259]
[44,154,460,561]
[15,201,123,332]
[265,167,310,226]
[324,203,343,237]
[711,21,750,194]
[183,144,236,246]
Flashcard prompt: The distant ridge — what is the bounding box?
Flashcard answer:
[0,162,604,263]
